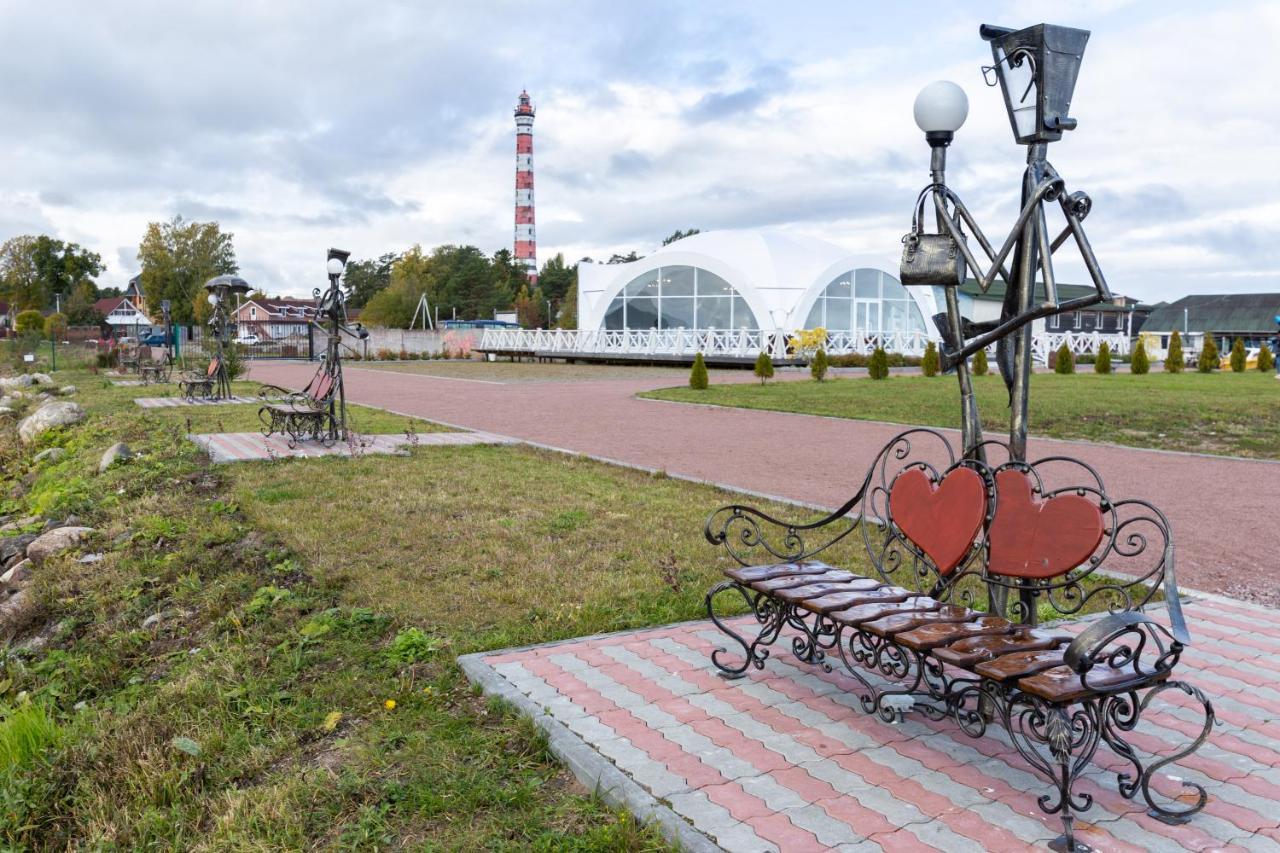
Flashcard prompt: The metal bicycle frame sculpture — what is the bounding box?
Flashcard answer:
[703,23,1216,853]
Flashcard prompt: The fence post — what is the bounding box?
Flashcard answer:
[307,324,315,361]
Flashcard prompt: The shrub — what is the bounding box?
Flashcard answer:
[375,348,395,361]
[1132,338,1150,374]
[921,341,939,377]
[689,352,708,389]
[43,312,68,340]
[868,346,889,380]
[829,352,922,368]
[1094,341,1112,374]
[1165,331,1184,373]
[1230,338,1247,372]
[14,309,44,335]
[972,347,989,376]
[1054,342,1075,374]
[222,342,246,382]
[1259,344,1275,372]
[1198,333,1218,373]
[754,351,774,384]
[810,348,828,382]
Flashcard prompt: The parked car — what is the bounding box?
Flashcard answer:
[236,334,261,346]
[141,331,175,346]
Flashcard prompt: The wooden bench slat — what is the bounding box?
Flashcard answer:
[861,605,976,637]
[797,585,909,615]
[929,628,1071,668]
[749,570,862,593]
[896,616,1014,651]
[825,596,941,626]
[771,579,881,603]
[972,648,1067,682]
[723,561,835,584]
[1018,663,1166,704]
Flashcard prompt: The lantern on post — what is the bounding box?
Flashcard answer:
[980,23,1089,145]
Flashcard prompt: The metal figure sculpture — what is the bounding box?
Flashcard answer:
[904,23,1109,464]
[179,275,250,400]
[258,249,369,445]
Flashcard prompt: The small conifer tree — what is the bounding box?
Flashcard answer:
[868,346,889,380]
[972,347,989,376]
[810,348,829,382]
[689,352,708,389]
[1094,341,1112,374]
[921,341,940,377]
[1198,333,1218,373]
[1165,330,1184,373]
[1258,343,1275,372]
[1131,338,1150,374]
[754,351,774,385]
[1054,342,1075,374]
[1230,337,1247,372]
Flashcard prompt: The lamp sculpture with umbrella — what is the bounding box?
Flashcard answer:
[903,22,1107,465]
[204,274,251,400]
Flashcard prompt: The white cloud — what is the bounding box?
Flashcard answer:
[0,1,1275,304]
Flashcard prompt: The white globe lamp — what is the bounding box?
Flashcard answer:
[913,81,969,146]
[326,257,345,278]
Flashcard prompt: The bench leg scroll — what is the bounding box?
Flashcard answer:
[1002,694,1102,852]
[1098,681,1214,825]
[705,581,785,679]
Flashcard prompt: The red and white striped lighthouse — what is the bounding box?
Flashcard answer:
[514,90,537,285]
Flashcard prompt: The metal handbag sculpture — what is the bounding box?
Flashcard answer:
[900,184,967,287]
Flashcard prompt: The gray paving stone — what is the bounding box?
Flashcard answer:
[736,773,812,812]
[712,821,781,853]
[784,802,869,847]
[664,788,744,837]
[894,817,987,853]
[800,759,874,796]
[595,737,691,798]
[560,712,617,744]
[965,799,1062,846]
[860,745,991,808]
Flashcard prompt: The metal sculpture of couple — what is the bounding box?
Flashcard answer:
[904,23,1105,465]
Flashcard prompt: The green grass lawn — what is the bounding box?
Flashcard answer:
[643,371,1280,459]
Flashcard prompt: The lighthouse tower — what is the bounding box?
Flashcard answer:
[513,90,537,285]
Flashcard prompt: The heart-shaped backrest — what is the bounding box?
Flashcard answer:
[887,466,987,576]
[988,469,1105,580]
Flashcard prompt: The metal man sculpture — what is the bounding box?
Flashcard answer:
[904,23,1109,463]
[316,248,369,442]
[204,275,251,400]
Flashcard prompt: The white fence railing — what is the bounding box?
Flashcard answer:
[478,327,1131,365]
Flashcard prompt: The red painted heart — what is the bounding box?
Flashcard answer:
[888,467,986,575]
[989,469,1105,579]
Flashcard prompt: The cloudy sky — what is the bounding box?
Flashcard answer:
[1,0,1276,303]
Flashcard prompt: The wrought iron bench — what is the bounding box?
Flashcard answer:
[178,357,220,400]
[704,428,1213,852]
[139,349,173,384]
[257,365,338,447]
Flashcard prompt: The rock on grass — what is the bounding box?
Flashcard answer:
[18,401,85,444]
[25,526,94,565]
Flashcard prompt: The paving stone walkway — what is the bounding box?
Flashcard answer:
[189,430,510,463]
[466,595,1280,852]
[134,395,258,407]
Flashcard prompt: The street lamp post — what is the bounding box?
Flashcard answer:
[316,248,369,442]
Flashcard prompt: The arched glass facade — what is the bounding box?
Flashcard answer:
[603,265,759,331]
[803,269,927,334]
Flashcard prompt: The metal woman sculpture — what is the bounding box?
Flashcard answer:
[904,23,1109,464]
[315,249,369,442]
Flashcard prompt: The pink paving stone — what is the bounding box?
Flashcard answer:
[744,810,829,852]
[865,827,943,853]
[700,779,779,822]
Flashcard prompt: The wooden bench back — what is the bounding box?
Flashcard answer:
[206,357,221,378]
[866,429,1173,624]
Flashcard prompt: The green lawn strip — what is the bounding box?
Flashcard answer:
[641,372,1280,459]
[0,368,666,849]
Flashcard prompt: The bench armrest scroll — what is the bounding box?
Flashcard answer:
[1064,610,1184,690]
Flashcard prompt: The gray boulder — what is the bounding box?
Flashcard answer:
[0,396,16,408]
[30,373,53,385]
[59,385,77,395]
[18,401,85,444]
[25,526,94,565]
[0,375,34,391]
[1,559,32,587]
[99,442,133,473]
[0,407,14,418]
[0,533,36,567]
[33,447,66,464]
[0,588,36,641]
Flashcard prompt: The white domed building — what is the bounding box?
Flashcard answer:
[574,229,939,358]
